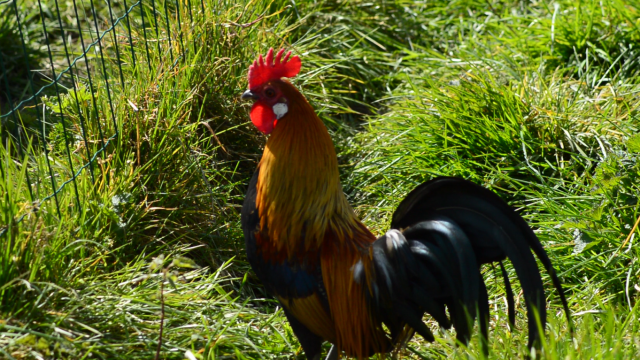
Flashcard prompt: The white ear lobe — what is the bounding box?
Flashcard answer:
[272,103,288,119]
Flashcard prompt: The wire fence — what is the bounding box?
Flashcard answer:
[0,0,199,237]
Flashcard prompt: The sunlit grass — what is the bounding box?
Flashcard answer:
[1,0,640,358]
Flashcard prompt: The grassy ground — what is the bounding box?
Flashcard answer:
[1,0,640,358]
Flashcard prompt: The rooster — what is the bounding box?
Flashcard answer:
[241,48,571,360]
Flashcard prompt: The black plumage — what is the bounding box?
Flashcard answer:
[355,176,571,351]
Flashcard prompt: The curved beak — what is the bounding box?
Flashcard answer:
[241,90,259,101]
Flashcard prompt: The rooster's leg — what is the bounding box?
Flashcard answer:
[282,308,323,360]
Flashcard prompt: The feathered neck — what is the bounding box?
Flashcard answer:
[255,81,367,256]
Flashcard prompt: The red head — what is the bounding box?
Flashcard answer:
[242,48,302,134]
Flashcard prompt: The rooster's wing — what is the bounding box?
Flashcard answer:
[242,170,334,359]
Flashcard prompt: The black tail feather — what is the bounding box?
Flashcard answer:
[393,299,436,342]
[362,176,571,352]
[500,261,516,329]
[412,286,451,329]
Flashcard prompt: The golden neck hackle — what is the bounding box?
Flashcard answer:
[255,80,364,256]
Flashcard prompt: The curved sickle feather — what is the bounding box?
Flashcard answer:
[391,176,573,347]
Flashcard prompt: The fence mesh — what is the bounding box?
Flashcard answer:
[0,0,197,237]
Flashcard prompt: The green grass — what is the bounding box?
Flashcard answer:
[1,0,640,358]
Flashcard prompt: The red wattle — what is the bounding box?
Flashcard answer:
[250,103,277,134]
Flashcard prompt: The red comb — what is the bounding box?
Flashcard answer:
[248,48,302,89]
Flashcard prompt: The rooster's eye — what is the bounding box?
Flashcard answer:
[265,88,276,98]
